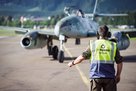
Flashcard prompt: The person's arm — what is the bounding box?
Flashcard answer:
[115,48,123,83]
[68,55,85,67]
[68,46,91,67]
[116,62,123,83]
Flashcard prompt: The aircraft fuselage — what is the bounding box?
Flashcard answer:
[54,15,99,38]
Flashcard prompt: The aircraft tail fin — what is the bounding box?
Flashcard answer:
[92,0,98,20]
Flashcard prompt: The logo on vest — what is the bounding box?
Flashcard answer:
[101,44,105,49]
[99,44,110,54]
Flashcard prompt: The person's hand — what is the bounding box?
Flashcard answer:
[68,62,74,67]
[115,75,121,84]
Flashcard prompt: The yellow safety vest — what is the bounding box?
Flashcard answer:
[90,39,117,64]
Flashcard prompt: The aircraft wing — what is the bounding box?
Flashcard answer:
[15,28,56,36]
[37,29,56,36]
[85,13,128,17]
[15,28,31,34]
[96,13,128,17]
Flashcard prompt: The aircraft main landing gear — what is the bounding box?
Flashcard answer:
[47,35,65,63]
[75,38,80,45]
[47,36,58,60]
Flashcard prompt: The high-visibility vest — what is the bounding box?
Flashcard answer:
[90,39,117,64]
[89,39,117,78]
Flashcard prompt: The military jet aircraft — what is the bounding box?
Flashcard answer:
[15,0,136,63]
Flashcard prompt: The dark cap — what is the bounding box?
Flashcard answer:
[98,25,109,37]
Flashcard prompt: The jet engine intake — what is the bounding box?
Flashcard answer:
[113,31,130,50]
[20,32,47,49]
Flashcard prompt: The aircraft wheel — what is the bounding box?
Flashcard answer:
[75,38,80,45]
[52,46,58,60]
[47,46,52,56]
[58,50,64,63]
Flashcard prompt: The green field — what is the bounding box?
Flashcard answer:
[0,29,16,36]
[130,37,136,40]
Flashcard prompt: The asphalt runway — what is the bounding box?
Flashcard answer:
[0,36,136,91]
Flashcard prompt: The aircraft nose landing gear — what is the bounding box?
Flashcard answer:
[51,45,64,63]
[58,35,65,63]
[58,50,64,63]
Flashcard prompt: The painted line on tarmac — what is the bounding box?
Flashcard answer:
[63,45,90,89]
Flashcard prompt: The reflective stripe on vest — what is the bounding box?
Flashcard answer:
[90,39,116,63]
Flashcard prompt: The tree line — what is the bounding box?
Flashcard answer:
[0,12,136,28]
[0,14,65,28]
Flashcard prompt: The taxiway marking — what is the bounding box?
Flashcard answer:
[63,44,90,89]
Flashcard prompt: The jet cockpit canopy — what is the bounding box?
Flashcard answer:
[64,6,84,17]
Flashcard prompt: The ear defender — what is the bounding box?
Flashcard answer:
[96,31,100,39]
[107,31,111,38]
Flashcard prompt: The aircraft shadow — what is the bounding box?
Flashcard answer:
[44,55,136,63]
[43,56,76,59]
[64,57,77,60]
[123,55,136,62]
[45,56,77,62]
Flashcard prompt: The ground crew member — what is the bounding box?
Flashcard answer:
[68,25,123,91]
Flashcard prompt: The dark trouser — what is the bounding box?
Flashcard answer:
[90,78,117,91]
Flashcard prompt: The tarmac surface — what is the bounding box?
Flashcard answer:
[0,36,136,91]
